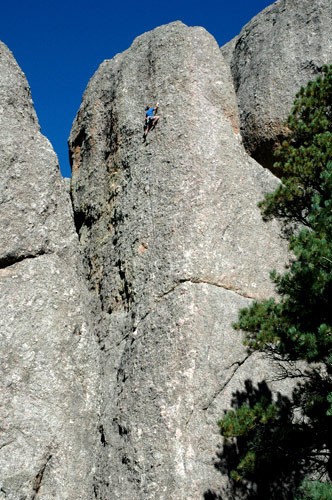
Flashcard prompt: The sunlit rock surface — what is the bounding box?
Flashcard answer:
[0,41,100,500]
[69,22,290,498]
[222,0,332,170]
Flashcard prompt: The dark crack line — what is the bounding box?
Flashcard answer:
[146,278,256,304]
[0,250,49,270]
[185,407,195,428]
[202,354,251,411]
[176,278,257,300]
[225,355,251,371]
[0,439,15,450]
[31,454,53,499]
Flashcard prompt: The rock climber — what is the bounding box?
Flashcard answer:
[143,102,159,140]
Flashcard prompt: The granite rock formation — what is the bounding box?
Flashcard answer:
[2,0,332,497]
[222,0,332,170]
[69,22,290,499]
[0,42,100,499]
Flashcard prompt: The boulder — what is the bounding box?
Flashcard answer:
[222,0,332,170]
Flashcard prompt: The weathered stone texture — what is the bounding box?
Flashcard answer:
[0,42,99,499]
[222,0,332,169]
[3,0,328,494]
[70,22,290,499]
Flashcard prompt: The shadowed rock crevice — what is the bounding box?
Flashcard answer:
[0,249,49,269]
[98,424,108,447]
[32,453,53,499]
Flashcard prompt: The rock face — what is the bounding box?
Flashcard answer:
[2,0,331,497]
[69,22,290,499]
[0,42,100,499]
[222,0,332,169]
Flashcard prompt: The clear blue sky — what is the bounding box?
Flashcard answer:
[2,0,273,177]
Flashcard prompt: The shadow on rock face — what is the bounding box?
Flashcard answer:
[248,136,287,177]
[203,379,312,500]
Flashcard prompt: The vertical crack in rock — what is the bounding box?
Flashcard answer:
[98,424,108,447]
[32,454,52,499]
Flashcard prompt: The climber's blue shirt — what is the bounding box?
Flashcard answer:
[146,107,155,117]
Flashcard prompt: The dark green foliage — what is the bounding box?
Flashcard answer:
[218,382,303,488]
[215,377,332,498]
[296,480,332,500]
[216,66,332,499]
[237,162,332,363]
[259,65,332,232]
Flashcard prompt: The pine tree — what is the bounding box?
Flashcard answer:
[218,66,332,499]
[260,65,332,232]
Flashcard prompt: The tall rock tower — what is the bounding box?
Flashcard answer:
[0,42,100,499]
[69,22,289,498]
